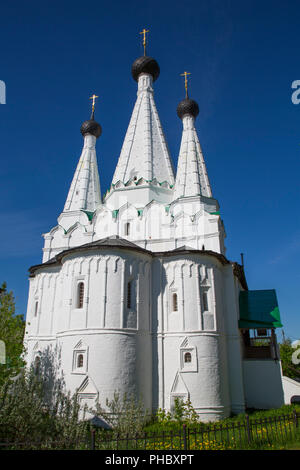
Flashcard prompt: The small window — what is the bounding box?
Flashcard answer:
[172,293,178,312]
[184,352,192,363]
[77,282,84,309]
[202,291,208,311]
[34,301,38,317]
[257,328,267,337]
[77,354,84,368]
[125,222,130,236]
[127,281,132,309]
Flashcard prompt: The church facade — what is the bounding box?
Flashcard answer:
[24,50,285,421]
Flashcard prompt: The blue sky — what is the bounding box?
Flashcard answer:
[0,0,299,341]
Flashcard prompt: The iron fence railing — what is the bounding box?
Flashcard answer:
[90,411,299,450]
[0,410,299,450]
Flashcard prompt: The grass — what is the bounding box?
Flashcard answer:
[3,405,300,450]
[107,404,300,451]
[144,403,300,433]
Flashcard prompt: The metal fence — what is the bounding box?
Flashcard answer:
[1,411,299,450]
[91,411,299,450]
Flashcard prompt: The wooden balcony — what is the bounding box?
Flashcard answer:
[244,345,272,359]
[241,333,278,360]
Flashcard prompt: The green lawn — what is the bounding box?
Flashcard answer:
[133,404,300,451]
[145,404,300,433]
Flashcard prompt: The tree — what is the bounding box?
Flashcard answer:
[279,337,300,380]
[0,282,25,386]
[94,391,149,437]
[0,347,90,448]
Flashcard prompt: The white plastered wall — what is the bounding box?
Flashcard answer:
[242,360,285,409]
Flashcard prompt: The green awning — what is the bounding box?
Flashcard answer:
[239,289,282,329]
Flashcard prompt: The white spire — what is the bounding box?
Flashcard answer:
[112,73,175,185]
[174,114,212,199]
[63,134,101,212]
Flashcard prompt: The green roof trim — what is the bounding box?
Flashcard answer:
[137,209,143,216]
[58,224,67,235]
[81,210,95,222]
[210,211,220,215]
[108,178,173,191]
[239,290,283,329]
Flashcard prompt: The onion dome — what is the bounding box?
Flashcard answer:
[177,98,199,120]
[80,117,102,138]
[131,55,160,82]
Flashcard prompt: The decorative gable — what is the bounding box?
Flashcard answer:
[179,337,198,373]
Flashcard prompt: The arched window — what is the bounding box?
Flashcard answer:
[77,354,84,368]
[202,291,208,311]
[172,293,178,312]
[184,352,192,363]
[34,356,41,375]
[77,282,84,309]
[125,222,130,236]
[34,301,38,317]
[127,281,132,309]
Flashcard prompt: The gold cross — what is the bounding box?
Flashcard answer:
[180,71,191,98]
[89,94,99,114]
[140,28,149,56]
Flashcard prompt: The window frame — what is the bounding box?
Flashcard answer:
[180,347,198,373]
[202,290,209,312]
[77,281,85,309]
[127,280,132,309]
[172,292,178,312]
[124,222,131,236]
[77,353,84,368]
[184,352,192,363]
[72,346,88,375]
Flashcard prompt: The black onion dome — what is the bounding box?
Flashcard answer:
[131,56,160,82]
[177,98,199,120]
[80,118,102,138]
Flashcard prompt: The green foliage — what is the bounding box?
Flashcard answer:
[155,407,172,425]
[279,337,300,380]
[0,347,90,448]
[173,397,185,422]
[94,391,149,438]
[182,398,199,423]
[0,282,25,386]
[146,398,200,433]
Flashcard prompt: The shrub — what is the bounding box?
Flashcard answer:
[94,391,149,438]
[0,346,89,448]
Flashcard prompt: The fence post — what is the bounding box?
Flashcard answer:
[245,415,252,445]
[90,428,96,450]
[293,410,298,428]
[183,424,187,450]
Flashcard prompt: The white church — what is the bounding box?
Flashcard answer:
[24,45,288,421]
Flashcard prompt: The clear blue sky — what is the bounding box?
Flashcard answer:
[0,0,299,341]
